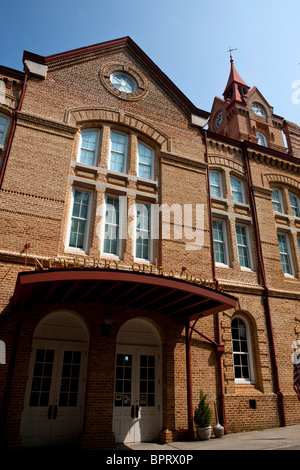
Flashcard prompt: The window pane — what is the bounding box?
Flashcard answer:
[231,318,252,382]
[209,172,222,197]
[110,132,126,173]
[272,189,283,213]
[213,220,227,264]
[230,177,244,203]
[104,197,120,255]
[277,233,293,275]
[289,193,300,218]
[69,190,90,249]
[236,225,251,268]
[80,130,98,165]
[136,204,150,260]
[138,142,153,179]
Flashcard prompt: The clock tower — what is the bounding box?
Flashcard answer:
[208,55,286,153]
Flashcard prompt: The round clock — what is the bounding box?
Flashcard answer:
[110,72,137,94]
[215,112,223,127]
[252,104,265,117]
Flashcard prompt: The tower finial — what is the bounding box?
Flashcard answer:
[227,46,237,62]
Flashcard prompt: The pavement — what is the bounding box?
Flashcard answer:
[115,424,300,451]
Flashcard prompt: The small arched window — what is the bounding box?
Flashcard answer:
[231,316,255,384]
[256,132,267,147]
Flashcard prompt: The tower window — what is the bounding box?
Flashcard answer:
[256,133,267,147]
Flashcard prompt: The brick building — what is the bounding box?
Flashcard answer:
[0,37,300,449]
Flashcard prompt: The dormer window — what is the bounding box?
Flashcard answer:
[256,133,267,147]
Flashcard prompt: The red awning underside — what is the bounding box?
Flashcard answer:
[13,269,237,322]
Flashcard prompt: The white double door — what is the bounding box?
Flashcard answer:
[21,339,87,447]
[113,346,161,443]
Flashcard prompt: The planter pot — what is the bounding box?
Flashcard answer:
[213,423,224,438]
[196,426,211,440]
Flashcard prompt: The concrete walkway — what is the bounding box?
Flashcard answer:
[115,424,300,451]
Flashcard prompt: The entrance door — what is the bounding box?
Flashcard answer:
[21,340,87,447]
[113,346,161,443]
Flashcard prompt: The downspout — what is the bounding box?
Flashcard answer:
[204,130,227,433]
[243,142,286,427]
[185,321,194,440]
[0,72,28,188]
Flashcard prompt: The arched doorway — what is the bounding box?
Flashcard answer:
[113,318,162,443]
[20,311,89,447]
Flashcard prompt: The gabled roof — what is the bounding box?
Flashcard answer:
[22,36,209,119]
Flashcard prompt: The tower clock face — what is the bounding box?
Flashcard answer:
[215,112,223,127]
[252,104,265,117]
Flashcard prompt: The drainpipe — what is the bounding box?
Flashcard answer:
[243,142,286,427]
[204,130,227,433]
[0,72,28,188]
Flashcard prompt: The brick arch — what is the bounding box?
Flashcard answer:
[264,173,300,192]
[208,155,244,176]
[64,107,170,150]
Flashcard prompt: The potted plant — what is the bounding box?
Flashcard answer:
[194,390,212,440]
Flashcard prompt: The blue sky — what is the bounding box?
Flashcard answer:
[1,0,300,125]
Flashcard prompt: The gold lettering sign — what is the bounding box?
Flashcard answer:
[34,257,222,291]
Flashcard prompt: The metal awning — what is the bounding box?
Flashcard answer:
[13,269,237,322]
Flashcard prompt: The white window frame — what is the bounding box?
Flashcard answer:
[137,140,155,180]
[277,232,295,277]
[102,195,125,258]
[231,315,255,385]
[0,112,9,147]
[66,187,93,254]
[134,202,153,263]
[109,130,128,174]
[271,188,284,213]
[230,175,245,203]
[236,224,253,270]
[77,129,100,166]
[288,192,300,218]
[256,132,267,147]
[209,171,223,198]
[212,218,229,267]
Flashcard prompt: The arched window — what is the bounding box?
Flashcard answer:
[271,188,284,213]
[231,316,255,384]
[256,132,267,147]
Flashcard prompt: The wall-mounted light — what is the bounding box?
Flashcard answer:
[101,312,114,337]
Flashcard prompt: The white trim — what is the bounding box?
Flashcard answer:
[230,175,245,203]
[231,315,255,385]
[212,218,230,267]
[134,201,153,263]
[277,231,295,277]
[109,130,128,174]
[137,140,155,180]
[65,187,93,254]
[236,223,253,271]
[77,128,100,166]
[209,170,223,198]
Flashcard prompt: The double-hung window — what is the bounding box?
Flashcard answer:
[78,129,99,166]
[213,219,229,266]
[110,131,127,173]
[135,203,151,261]
[271,188,284,213]
[209,171,223,197]
[236,224,252,269]
[138,141,154,179]
[277,233,294,276]
[231,316,255,384]
[68,189,92,252]
[0,112,9,147]
[103,196,121,256]
[289,192,300,218]
[230,176,244,203]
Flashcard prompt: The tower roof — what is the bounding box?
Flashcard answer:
[223,56,250,103]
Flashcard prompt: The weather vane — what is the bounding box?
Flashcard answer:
[227,47,237,61]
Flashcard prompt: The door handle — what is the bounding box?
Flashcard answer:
[53,404,57,420]
[48,405,52,420]
[131,404,134,419]
[135,404,139,418]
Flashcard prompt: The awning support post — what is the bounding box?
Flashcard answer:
[185,321,194,440]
